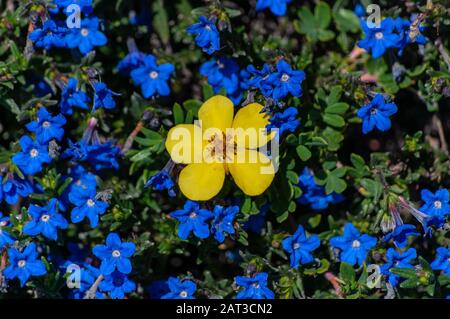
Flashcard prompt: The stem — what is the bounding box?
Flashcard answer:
[435,37,450,73]
[83,274,104,299]
[432,114,448,152]
[324,272,344,298]
[120,110,153,155]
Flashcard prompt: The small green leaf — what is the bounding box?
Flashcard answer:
[152,0,170,44]
[323,114,345,128]
[173,103,184,124]
[339,262,356,283]
[296,145,312,161]
[325,102,349,115]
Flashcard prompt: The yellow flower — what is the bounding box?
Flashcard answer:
[165,95,276,200]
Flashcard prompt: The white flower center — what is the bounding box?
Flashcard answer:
[434,201,442,209]
[205,25,211,31]
[293,243,301,250]
[179,290,188,298]
[30,149,39,158]
[81,28,89,37]
[0,221,7,227]
[189,212,197,219]
[252,283,260,288]
[86,199,95,207]
[149,71,159,79]
[42,121,51,128]
[375,32,384,39]
[281,73,290,82]
[41,214,50,222]
[370,108,378,115]
[112,250,121,257]
[18,260,27,268]
[352,240,361,248]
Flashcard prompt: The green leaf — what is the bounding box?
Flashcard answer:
[325,102,349,115]
[325,168,347,194]
[296,145,312,161]
[323,114,345,128]
[308,214,322,228]
[350,153,365,170]
[183,99,202,117]
[173,103,184,124]
[339,262,356,284]
[334,9,360,33]
[390,268,417,279]
[152,0,170,44]
[315,2,331,29]
[318,29,335,42]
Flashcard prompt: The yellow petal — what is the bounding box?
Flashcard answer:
[198,95,234,133]
[232,103,273,148]
[165,124,204,164]
[228,149,275,196]
[178,163,225,201]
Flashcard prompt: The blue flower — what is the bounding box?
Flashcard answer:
[99,270,136,299]
[65,17,107,55]
[244,204,268,235]
[267,59,305,101]
[380,248,416,287]
[171,200,213,240]
[93,232,136,276]
[256,0,292,16]
[419,189,450,217]
[69,187,109,228]
[3,243,47,287]
[266,107,300,138]
[357,94,397,134]
[245,63,273,97]
[282,225,320,268]
[86,142,120,171]
[12,135,52,175]
[1,175,33,205]
[200,57,242,104]
[54,0,93,14]
[60,78,91,115]
[297,168,344,211]
[26,107,66,144]
[29,20,67,50]
[23,198,68,241]
[354,4,366,18]
[383,224,419,249]
[235,272,275,299]
[431,247,450,275]
[117,51,145,76]
[211,205,239,243]
[144,169,176,197]
[187,16,220,55]
[68,264,104,299]
[357,18,401,59]
[61,139,89,162]
[147,280,170,299]
[398,196,447,236]
[59,165,97,211]
[93,82,120,111]
[395,17,427,56]
[161,277,196,299]
[330,223,377,266]
[130,54,174,98]
[0,213,15,249]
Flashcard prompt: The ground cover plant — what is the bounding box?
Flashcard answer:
[0,0,449,299]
